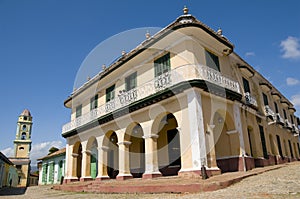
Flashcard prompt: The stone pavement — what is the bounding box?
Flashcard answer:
[1,161,300,198]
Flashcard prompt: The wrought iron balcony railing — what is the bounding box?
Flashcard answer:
[264,105,275,119]
[292,124,299,135]
[284,119,293,130]
[62,64,241,134]
[244,92,258,108]
[275,113,285,125]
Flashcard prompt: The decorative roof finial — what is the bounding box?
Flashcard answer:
[102,64,106,70]
[145,31,151,39]
[122,50,126,56]
[217,27,223,36]
[87,76,91,81]
[183,5,189,15]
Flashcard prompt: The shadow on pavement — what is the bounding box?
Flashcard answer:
[0,187,27,196]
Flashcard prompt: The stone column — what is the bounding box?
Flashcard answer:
[116,141,133,180]
[63,142,78,183]
[178,89,207,177]
[142,134,162,179]
[80,150,93,182]
[96,146,110,181]
[234,102,246,171]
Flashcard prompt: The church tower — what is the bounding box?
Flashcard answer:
[14,109,32,158]
[9,109,33,187]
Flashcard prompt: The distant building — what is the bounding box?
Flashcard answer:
[61,7,300,183]
[29,173,39,186]
[37,148,66,185]
[9,109,33,187]
[0,152,18,188]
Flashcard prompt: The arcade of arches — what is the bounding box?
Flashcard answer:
[64,90,300,183]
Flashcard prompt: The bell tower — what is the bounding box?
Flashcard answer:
[9,109,32,187]
[14,109,32,158]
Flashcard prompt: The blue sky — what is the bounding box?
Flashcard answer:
[1,0,300,165]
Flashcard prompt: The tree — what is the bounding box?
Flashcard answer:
[48,147,59,155]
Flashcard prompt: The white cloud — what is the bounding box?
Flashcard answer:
[1,147,14,157]
[280,36,300,59]
[1,140,64,166]
[286,77,300,86]
[245,52,255,57]
[291,94,300,108]
[30,140,64,166]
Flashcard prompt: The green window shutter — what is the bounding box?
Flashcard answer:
[106,85,115,102]
[76,105,82,118]
[42,164,48,183]
[154,53,171,77]
[205,50,220,71]
[125,72,137,91]
[48,162,54,183]
[90,94,98,110]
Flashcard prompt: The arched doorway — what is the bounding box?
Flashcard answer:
[72,142,82,179]
[106,132,119,179]
[86,137,98,179]
[155,113,181,176]
[213,111,239,173]
[125,123,145,178]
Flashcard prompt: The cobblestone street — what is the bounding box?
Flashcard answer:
[1,162,300,199]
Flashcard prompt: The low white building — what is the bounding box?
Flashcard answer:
[38,148,66,185]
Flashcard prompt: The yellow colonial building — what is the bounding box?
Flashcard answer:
[62,7,300,183]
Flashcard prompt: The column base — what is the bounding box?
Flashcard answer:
[217,156,256,172]
[80,177,93,182]
[142,172,162,179]
[95,176,110,181]
[116,174,133,181]
[63,177,79,184]
[178,167,221,178]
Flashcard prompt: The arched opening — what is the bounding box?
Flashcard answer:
[155,113,181,176]
[87,137,98,179]
[104,132,119,179]
[125,123,145,178]
[214,111,239,173]
[72,142,82,179]
[21,132,26,140]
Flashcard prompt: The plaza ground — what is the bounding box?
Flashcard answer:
[1,161,300,198]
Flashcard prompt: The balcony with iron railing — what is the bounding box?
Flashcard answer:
[275,113,285,125]
[244,92,258,108]
[264,105,275,119]
[62,64,241,135]
[292,124,299,135]
[284,119,293,130]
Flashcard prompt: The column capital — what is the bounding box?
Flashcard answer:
[71,153,79,157]
[117,141,132,146]
[81,150,91,155]
[101,146,109,151]
[142,134,159,139]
